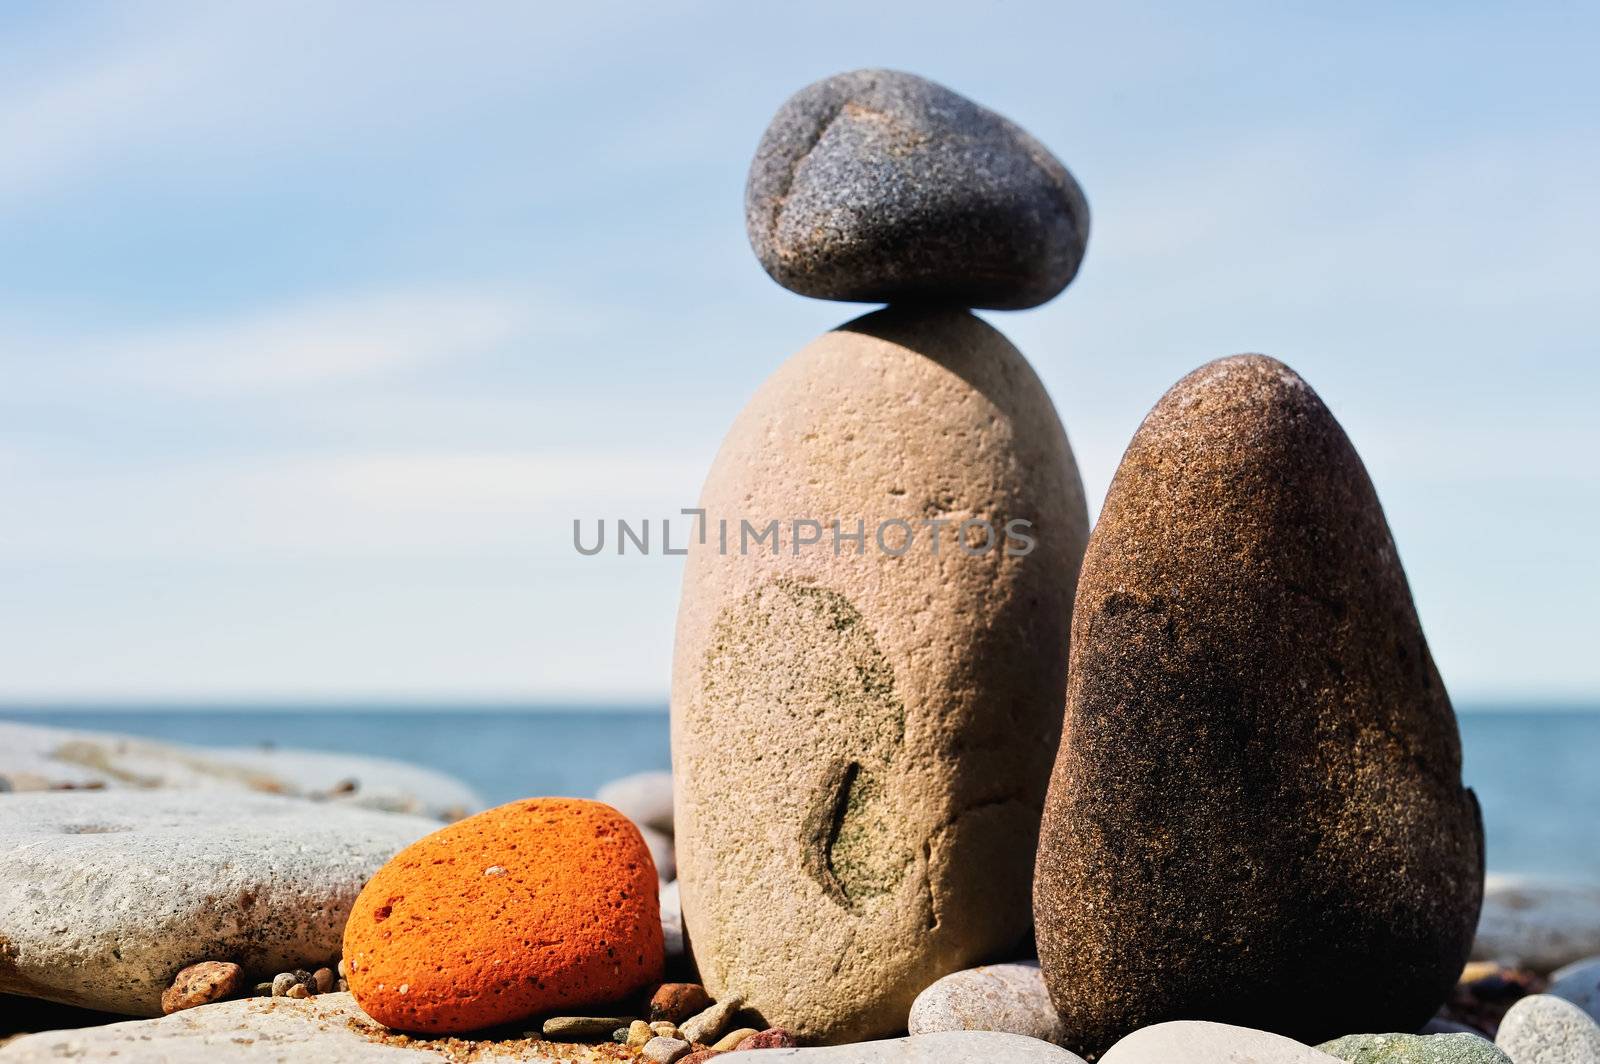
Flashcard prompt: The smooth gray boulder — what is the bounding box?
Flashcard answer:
[0,720,481,820]
[746,69,1088,310]
[0,791,435,1016]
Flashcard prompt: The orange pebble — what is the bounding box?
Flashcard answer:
[343,797,663,1033]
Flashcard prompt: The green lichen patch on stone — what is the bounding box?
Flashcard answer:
[704,579,909,907]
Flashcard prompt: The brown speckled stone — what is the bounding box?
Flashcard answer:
[159,961,242,1015]
[1033,354,1484,1057]
[672,307,1089,1043]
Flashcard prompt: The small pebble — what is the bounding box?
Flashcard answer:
[1319,1032,1511,1063]
[627,1020,655,1047]
[312,967,334,994]
[613,1027,630,1043]
[681,994,744,1045]
[542,1015,635,1041]
[337,957,348,979]
[736,1028,799,1050]
[270,972,296,997]
[159,960,243,1015]
[651,1021,681,1038]
[1550,956,1600,1023]
[253,982,274,997]
[285,983,309,1000]
[1496,994,1600,1064]
[712,1027,759,1051]
[336,978,349,993]
[643,1035,691,1064]
[651,982,713,1024]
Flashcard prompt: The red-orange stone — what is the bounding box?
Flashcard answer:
[343,797,663,1033]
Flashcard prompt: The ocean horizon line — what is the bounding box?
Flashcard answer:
[1,699,1596,714]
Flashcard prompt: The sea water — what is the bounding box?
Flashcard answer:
[6,706,1596,880]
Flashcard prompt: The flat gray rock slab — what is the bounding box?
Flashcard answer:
[1475,878,1600,972]
[1496,994,1600,1064]
[720,1030,1084,1062]
[0,720,482,820]
[0,993,618,1061]
[1101,1022,1343,1063]
[0,791,437,1016]
[908,961,1068,1045]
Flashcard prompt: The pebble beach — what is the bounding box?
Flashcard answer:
[3,65,1599,1064]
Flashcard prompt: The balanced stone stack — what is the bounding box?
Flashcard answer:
[672,70,1091,1044]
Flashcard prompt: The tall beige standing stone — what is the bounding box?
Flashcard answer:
[671,307,1088,1044]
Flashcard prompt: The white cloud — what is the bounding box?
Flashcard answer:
[0,447,705,562]
[112,288,531,394]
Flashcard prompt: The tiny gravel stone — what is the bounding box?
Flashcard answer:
[253,982,274,997]
[337,957,348,979]
[1496,994,1600,1064]
[336,978,348,993]
[651,1021,682,1038]
[542,1016,636,1041]
[681,994,744,1045]
[628,1020,655,1047]
[1319,1032,1512,1063]
[714,1027,760,1051]
[736,1027,800,1049]
[285,983,309,1000]
[160,961,243,1015]
[312,967,334,994]
[270,973,296,997]
[643,1035,691,1063]
[652,983,715,1024]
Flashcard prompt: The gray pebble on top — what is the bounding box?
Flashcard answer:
[745,68,1088,310]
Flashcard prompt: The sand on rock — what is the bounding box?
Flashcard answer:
[0,993,633,1062]
[719,1030,1085,1062]
[1034,355,1484,1056]
[672,307,1088,1043]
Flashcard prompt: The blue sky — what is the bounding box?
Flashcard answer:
[0,1,1595,704]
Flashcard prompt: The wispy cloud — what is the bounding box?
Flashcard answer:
[112,288,530,395]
